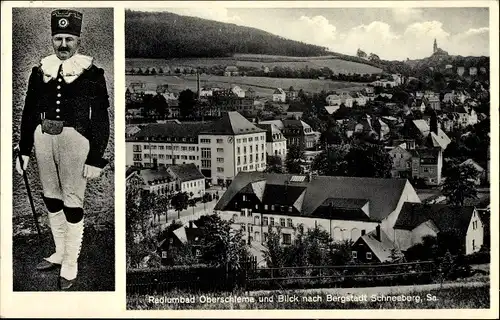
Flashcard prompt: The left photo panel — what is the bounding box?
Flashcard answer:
[12,7,115,291]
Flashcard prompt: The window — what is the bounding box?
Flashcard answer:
[201,160,211,168]
[283,233,291,245]
[263,232,268,242]
[237,139,241,143]
[237,167,241,172]
[151,145,157,150]
[241,225,246,231]
[237,147,240,154]
[144,154,150,159]
[249,137,253,142]
[256,154,259,162]
[254,216,260,225]
[244,146,247,153]
[249,165,254,170]
[250,146,253,153]
[217,148,224,153]
[280,218,285,227]
[256,145,259,151]
[352,251,358,259]
[133,145,142,152]
[271,205,275,211]
[217,157,224,163]
[288,207,293,213]
[263,217,268,226]
[249,155,253,163]
[270,218,275,226]
[133,154,142,161]
[195,249,202,257]
[243,138,247,143]
[189,146,196,151]
[144,145,149,150]
[200,138,211,144]
[201,148,211,158]
[264,205,268,210]
[244,156,247,164]
[181,155,187,160]
[181,146,187,151]
[287,218,293,227]
[217,167,224,173]
[159,154,165,159]
[166,145,172,150]
[216,139,223,144]
[189,155,195,160]
[366,252,372,260]
[241,209,246,217]
[237,157,241,165]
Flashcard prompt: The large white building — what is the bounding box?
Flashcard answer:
[214,172,421,246]
[126,112,267,186]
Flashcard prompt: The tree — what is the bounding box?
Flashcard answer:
[285,143,305,174]
[344,143,392,178]
[312,145,349,176]
[178,89,197,118]
[171,191,189,219]
[442,163,479,207]
[262,225,286,269]
[357,48,367,59]
[197,214,249,271]
[265,155,285,173]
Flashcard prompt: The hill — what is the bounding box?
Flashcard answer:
[126,10,333,58]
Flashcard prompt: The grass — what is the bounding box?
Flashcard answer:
[126,284,490,310]
[126,56,383,75]
[126,74,367,98]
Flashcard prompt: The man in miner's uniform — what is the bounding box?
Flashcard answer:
[15,9,110,290]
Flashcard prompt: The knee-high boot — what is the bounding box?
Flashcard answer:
[60,218,84,290]
[36,210,67,270]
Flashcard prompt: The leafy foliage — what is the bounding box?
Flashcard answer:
[171,192,189,219]
[344,143,392,178]
[265,155,285,174]
[285,144,306,174]
[442,163,479,206]
[312,145,349,176]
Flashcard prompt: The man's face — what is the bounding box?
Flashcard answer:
[52,34,80,60]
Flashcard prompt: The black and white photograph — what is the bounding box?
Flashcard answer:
[125,6,492,310]
[12,7,115,291]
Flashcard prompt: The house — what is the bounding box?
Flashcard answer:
[426,96,441,111]
[126,82,146,103]
[326,94,342,107]
[459,159,486,185]
[324,105,341,115]
[364,86,375,95]
[231,86,246,98]
[133,167,176,196]
[453,105,478,128]
[354,115,390,141]
[214,172,421,246]
[272,88,286,103]
[126,125,142,138]
[199,87,214,97]
[352,225,403,263]
[351,92,368,106]
[158,221,205,263]
[392,74,403,86]
[260,119,318,149]
[409,119,451,150]
[286,88,298,101]
[224,66,239,76]
[412,99,426,113]
[167,164,206,199]
[393,203,484,255]
[256,123,287,159]
[371,79,398,88]
[388,146,413,179]
[339,92,355,108]
[410,148,443,185]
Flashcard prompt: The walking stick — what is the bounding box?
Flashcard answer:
[16,150,42,239]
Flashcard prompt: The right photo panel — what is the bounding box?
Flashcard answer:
[125,6,491,310]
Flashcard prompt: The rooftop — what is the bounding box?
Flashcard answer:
[200,112,265,136]
[168,163,205,182]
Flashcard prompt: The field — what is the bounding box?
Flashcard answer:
[126,55,383,75]
[127,74,368,98]
[127,283,490,310]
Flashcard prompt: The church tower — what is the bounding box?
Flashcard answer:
[433,39,438,53]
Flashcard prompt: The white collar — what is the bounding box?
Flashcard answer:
[40,54,93,84]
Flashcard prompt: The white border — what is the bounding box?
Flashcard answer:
[1,1,498,318]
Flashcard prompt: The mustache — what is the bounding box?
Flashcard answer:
[58,47,70,52]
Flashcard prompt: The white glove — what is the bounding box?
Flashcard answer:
[15,155,30,175]
[83,164,103,179]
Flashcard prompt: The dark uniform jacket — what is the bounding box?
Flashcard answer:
[19,64,110,168]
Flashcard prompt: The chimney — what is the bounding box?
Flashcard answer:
[188,220,193,229]
[361,229,366,236]
[375,225,381,241]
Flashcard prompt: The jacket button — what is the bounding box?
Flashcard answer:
[57,85,61,89]
[56,115,60,119]
[58,78,62,82]
[56,109,60,112]
[56,101,60,105]
[57,93,61,97]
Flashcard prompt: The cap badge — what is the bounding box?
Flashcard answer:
[58,18,69,28]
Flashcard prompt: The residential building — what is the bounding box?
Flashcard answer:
[339,92,355,108]
[388,145,413,179]
[198,112,267,186]
[351,92,368,106]
[256,123,287,159]
[214,172,421,246]
[158,221,205,263]
[449,105,478,128]
[409,119,451,150]
[326,94,342,107]
[324,105,341,115]
[224,66,239,76]
[352,226,402,263]
[364,86,375,95]
[354,115,390,141]
[199,87,214,97]
[126,82,146,103]
[410,148,443,185]
[286,88,298,101]
[371,79,398,88]
[167,164,206,199]
[260,119,318,150]
[231,86,246,98]
[126,167,176,196]
[426,96,441,111]
[393,203,484,255]
[272,88,286,103]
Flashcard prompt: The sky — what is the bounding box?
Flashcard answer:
[134,6,490,60]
